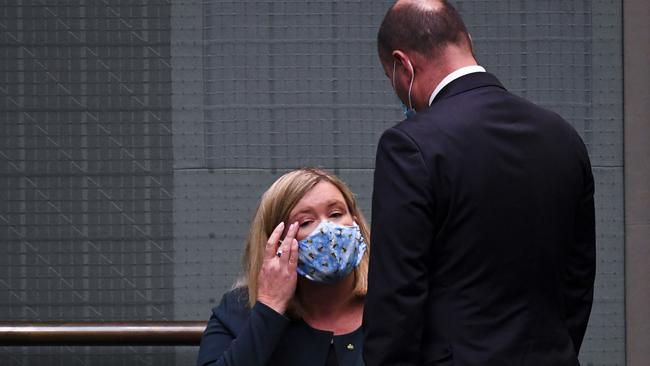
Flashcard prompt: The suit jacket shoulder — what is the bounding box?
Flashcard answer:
[210,287,252,334]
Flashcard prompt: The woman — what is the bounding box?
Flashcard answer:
[197,168,370,366]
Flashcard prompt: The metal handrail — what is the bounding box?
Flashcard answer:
[0,321,206,346]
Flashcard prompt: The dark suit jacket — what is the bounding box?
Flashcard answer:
[363,72,596,366]
[197,287,365,366]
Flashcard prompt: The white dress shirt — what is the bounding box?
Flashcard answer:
[428,65,486,106]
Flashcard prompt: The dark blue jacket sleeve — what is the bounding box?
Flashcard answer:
[563,143,596,353]
[197,292,291,366]
[363,127,435,366]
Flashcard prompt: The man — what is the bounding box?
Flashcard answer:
[363,1,596,365]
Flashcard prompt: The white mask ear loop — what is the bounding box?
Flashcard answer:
[407,60,414,110]
[392,59,415,111]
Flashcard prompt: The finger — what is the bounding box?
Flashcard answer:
[288,238,299,270]
[279,222,298,264]
[265,222,285,260]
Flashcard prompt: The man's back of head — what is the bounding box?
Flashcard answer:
[377,0,478,112]
[377,0,473,64]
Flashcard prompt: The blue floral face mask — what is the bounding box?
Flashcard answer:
[297,220,366,284]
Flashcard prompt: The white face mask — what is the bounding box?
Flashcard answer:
[392,59,416,118]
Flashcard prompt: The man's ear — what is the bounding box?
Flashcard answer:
[392,50,414,77]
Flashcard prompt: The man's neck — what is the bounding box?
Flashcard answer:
[428,64,486,106]
[411,46,478,110]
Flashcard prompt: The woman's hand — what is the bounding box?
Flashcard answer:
[256,221,300,315]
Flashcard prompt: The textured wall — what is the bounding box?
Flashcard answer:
[0,1,175,365]
[624,0,650,364]
[1,0,624,365]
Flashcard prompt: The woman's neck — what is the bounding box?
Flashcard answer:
[297,275,363,334]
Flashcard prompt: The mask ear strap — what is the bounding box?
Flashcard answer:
[392,60,397,89]
[407,60,414,110]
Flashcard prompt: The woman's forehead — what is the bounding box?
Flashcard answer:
[291,181,346,214]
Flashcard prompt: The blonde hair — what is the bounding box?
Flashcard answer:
[237,167,370,316]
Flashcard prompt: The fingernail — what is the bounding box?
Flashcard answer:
[278,222,285,229]
[289,222,295,230]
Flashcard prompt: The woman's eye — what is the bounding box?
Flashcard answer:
[330,212,342,218]
[299,221,312,228]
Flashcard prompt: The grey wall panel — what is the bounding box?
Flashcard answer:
[1,1,175,364]
[170,1,207,363]
[580,167,626,365]
[2,346,175,366]
[173,169,276,320]
[203,0,399,170]
[624,0,650,364]
[334,169,374,224]
[591,0,624,168]
[171,0,205,170]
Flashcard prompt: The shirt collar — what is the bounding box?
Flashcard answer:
[428,65,486,106]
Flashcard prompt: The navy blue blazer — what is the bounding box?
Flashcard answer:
[197,287,365,366]
[364,72,596,365]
